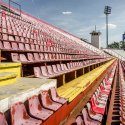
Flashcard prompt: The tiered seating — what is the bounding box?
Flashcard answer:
[0,4,111,79]
[105,60,125,124]
[0,87,67,125]
[11,102,43,125]
[64,61,117,124]
[0,10,103,58]
[34,59,108,78]
[118,61,125,124]
[120,60,125,72]
[0,2,114,125]
[103,48,125,61]
[58,60,115,102]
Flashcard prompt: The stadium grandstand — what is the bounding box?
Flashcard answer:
[0,1,124,125]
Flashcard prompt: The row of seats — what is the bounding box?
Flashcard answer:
[11,53,85,63]
[0,31,103,57]
[118,61,125,124]
[11,52,105,63]
[0,9,109,58]
[34,62,83,78]
[0,87,67,125]
[65,62,117,125]
[120,60,125,72]
[34,59,107,78]
[0,11,95,55]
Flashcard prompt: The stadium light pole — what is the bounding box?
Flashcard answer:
[104,6,111,48]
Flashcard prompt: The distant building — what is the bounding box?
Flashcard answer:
[90,31,101,49]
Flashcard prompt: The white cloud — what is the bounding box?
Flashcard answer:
[108,24,117,29]
[101,23,117,30]
[62,11,72,15]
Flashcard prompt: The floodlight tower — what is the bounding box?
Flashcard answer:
[104,6,111,48]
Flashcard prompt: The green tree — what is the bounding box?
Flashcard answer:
[108,41,119,48]
[120,41,125,49]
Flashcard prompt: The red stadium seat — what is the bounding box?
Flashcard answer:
[40,90,62,111]
[49,87,67,104]
[90,95,105,115]
[34,67,42,78]
[47,65,56,76]
[52,65,59,74]
[3,41,11,50]
[28,95,53,120]
[11,42,18,50]
[33,53,40,61]
[0,112,8,125]
[11,53,19,62]
[86,102,103,122]
[20,54,29,62]
[27,53,34,62]
[11,102,42,125]
[57,64,64,73]
[39,53,44,60]
[41,66,50,78]
[82,108,100,125]
[75,116,84,125]
[19,43,25,50]
[25,44,31,51]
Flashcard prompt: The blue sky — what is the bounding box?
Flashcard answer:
[1,0,125,47]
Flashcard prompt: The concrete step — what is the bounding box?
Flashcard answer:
[0,63,21,78]
[0,72,17,86]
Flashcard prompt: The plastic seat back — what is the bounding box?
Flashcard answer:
[67,63,71,69]
[15,36,20,42]
[40,45,43,51]
[60,64,65,71]
[41,66,49,77]
[11,53,19,62]
[11,102,30,125]
[50,87,67,104]
[48,54,52,60]
[57,64,62,72]
[11,42,18,50]
[0,112,8,125]
[44,53,49,60]
[76,116,84,125]
[35,45,40,51]
[82,108,90,125]
[39,53,44,60]
[20,54,28,62]
[20,37,25,42]
[33,53,40,61]
[86,103,91,112]
[50,87,58,100]
[64,64,68,70]
[34,67,42,77]
[47,65,53,75]
[28,95,42,115]
[31,44,36,51]
[25,44,31,50]
[52,65,58,73]
[27,53,34,61]
[40,91,53,106]
[3,41,11,49]
[2,34,8,40]
[9,35,14,41]
[19,43,25,50]
[11,102,42,125]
